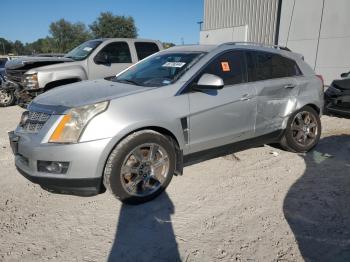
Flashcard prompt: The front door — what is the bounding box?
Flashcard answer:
[188,50,257,153]
[88,41,134,79]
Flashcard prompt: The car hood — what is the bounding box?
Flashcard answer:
[31,79,152,112]
[5,56,73,71]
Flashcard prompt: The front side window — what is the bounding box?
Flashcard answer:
[135,42,160,60]
[95,42,132,64]
[64,40,102,61]
[113,52,205,87]
[201,50,246,86]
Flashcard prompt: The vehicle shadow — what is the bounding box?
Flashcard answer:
[108,192,181,262]
[283,135,350,261]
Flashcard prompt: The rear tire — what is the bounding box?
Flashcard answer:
[103,130,176,205]
[280,106,321,153]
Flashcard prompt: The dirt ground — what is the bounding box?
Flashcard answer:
[0,106,350,262]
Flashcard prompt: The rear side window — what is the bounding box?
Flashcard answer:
[201,50,246,86]
[247,51,302,81]
[95,42,132,63]
[135,42,160,60]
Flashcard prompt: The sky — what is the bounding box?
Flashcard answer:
[0,0,203,45]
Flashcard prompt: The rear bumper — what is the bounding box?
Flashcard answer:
[16,166,104,196]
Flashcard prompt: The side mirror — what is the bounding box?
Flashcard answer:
[193,74,224,91]
[94,53,110,65]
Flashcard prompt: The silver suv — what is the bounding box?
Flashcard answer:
[8,43,324,204]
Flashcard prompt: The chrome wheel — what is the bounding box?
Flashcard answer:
[0,90,12,104]
[120,143,170,197]
[291,111,319,147]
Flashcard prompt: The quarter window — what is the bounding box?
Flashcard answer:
[201,51,246,86]
[95,42,132,64]
[135,42,160,60]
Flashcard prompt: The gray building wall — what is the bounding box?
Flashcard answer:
[278,0,350,84]
[200,0,280,45]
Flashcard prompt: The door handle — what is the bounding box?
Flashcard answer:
[240,94,252,101]
[284,84,296,89]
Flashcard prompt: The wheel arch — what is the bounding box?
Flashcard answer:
[101,125,184,186]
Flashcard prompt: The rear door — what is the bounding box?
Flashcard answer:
[188,50,257,153]
[89,41,133,79]
[246,51,302,136]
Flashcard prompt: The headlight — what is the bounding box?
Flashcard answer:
[49,101,109,143]
[23,73,39,89]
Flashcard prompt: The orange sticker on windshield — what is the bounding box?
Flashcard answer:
[221,61,230,72]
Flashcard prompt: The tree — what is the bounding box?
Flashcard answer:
[90,12,137,38]
[163,42,176,49]
[0,38,13,55]
[49,19,91,53]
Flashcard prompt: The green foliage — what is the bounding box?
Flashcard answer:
[1,11,139,55]
[163,42,176,49]
[89,12,138,38]
[49,19,92,52]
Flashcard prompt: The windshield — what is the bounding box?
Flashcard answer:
[64,40,102,61]
[113,52,205,87]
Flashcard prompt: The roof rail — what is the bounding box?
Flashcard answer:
[220,42,291,51]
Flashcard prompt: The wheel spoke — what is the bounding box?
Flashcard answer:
[292,125,303,131]
[132,148,143,163]
[121,165,138,175]
[309,122,317,128]
[152,171,166,184]
[308,132,316,138]
[152,156,168,169]
[148,144,159,161]
[304,114,311,125]
[295,131,304,141]
[126,176,143,193]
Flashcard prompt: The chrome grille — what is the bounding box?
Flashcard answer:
[6,69,26,83]
[20,111,50,133]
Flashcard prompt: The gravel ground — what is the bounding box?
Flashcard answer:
[0,106,350,262]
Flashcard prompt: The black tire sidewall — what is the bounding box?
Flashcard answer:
[283,106,321,153]
[104,131,176,204]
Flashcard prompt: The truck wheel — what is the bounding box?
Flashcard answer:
[0,89,15,107]
[103,130,176,205]
[280,106,321,153]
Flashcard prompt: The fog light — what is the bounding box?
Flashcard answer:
[37,161,69,174]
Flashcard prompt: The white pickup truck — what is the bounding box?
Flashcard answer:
[2,38,163,107]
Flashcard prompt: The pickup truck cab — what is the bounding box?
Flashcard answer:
[4,38,163,106]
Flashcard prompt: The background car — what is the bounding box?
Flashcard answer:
[325,71,350,117]
[4,38,163,107]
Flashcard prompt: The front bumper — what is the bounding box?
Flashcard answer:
[9,131,111,196]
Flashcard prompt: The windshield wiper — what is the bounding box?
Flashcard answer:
[114,79,141,86]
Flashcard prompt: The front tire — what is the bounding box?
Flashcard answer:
[0,89,15,107]
[103,130,176,205]
[280,106,321,153]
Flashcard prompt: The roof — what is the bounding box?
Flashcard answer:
[161,44,217,53]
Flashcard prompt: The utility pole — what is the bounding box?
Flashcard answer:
[197,21,203,31]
